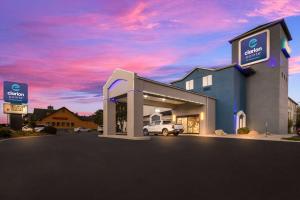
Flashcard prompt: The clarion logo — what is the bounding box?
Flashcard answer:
[244,47,263,56]
[248,38,257,48]
[7,91,25,97]
[11,83,21,92]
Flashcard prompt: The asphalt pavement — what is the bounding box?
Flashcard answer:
[0,132,299,200]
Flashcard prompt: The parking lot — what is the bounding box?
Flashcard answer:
[0,132,300,200]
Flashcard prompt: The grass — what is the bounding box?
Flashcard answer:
[282,136,300,141]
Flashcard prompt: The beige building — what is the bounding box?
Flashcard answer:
[288,97,298,133]
[36,107,97,130]
[102,69,216,139]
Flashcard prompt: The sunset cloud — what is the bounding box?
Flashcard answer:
[0,0,300,124]
[247,0,300,19]
[289,56,300,74]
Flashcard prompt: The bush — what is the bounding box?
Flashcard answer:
[237,127,250,134]
[43,126,57,134]
[0,128,12,138]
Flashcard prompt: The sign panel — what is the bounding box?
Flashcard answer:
[3,81,28,104]
[3,103,28,114]
[239,30,270,67]
[281,38,291,58]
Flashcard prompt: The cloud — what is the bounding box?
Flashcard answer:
[247,0,300,19]
[289,55,300,74]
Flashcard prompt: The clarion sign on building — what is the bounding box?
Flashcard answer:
[238,30,270,67]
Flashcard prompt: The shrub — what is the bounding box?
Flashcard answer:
[0,128,12,138]
[237,127,250,134]
[43,126,57,134]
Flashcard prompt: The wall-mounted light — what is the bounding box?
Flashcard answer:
[200,112,205,121]
[155,108,160,113]
[143,95,148,98]
[172,114,176,122]
[162,98,166,102]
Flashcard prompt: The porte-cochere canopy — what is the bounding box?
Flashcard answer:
[102,69,216,140]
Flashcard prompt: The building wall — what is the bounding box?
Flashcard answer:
[172,67,245,133]
[288,98,298,132]
[232,24,289,134]
[37,108,97,129]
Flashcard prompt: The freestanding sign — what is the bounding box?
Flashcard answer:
[3,103,28,114]
[238,30,270,68]
[3,81,28,104]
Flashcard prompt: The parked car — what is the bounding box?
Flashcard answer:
[74,127,91,133]
[34,125,46,132]
[143,120,184,136]
[22,125,33,132]
[297,128,300,136]
[97,126,103,132]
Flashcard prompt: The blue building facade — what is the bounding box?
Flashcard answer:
[171,65,250,133]
[171,19,292,134]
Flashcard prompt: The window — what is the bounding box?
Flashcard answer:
[71,122,74,127]
[56,122,60,126]
[185,80,194,90]
[154,121,161,125]
[52,122,55,126]
[66,122,70,127]
[62,122,65,127]
[203,75,212,87]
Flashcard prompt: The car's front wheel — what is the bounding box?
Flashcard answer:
[162,129,168,136]
[143,129,149,136]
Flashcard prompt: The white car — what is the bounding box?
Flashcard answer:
[143,120,184,136]
[34,125,45,132]
[22,125,33,132]
[74,127,91,133]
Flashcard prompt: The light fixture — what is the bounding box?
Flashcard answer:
[162,98,166,102]
[155,108,160,113]
[172,114,176,122]
[143,94,148,98]
[200,112,205,120]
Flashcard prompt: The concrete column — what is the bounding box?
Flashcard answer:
[199,105,207,135]
[127,90,144,137]
[103,98,116,136]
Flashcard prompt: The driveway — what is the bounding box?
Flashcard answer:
[0,133,299,200]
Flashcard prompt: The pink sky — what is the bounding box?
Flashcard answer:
[1,0,300,123]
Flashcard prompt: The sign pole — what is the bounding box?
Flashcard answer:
[7,114,9,127]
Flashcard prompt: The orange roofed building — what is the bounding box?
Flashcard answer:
[36,107,97,129]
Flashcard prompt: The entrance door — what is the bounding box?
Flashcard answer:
[177,115,200,134]
[177,117,188,133]
[187,116,200,133]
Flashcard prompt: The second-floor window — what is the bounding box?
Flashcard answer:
[185,80,194,90]
[203,75,212,87]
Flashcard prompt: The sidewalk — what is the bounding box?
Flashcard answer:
[197,133,300,143]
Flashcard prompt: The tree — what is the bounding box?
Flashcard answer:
[92,109,103,126]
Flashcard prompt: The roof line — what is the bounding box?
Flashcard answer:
[137,76,216,100]
[38,107,82,121]
[288,97,299,105]
[229,18,292,43]
[170,63,237,84]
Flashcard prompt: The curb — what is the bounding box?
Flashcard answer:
[0,135,54,143]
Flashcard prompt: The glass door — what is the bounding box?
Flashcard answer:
[177,115,200,134]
